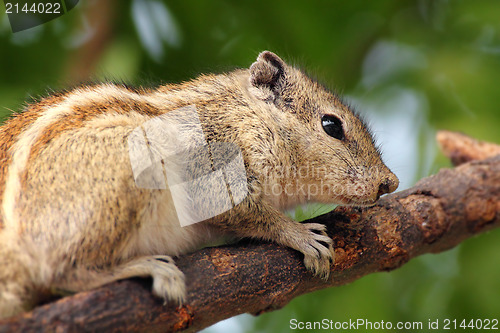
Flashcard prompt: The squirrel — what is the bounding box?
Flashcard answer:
[0,51,398,318]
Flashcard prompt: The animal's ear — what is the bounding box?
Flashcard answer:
[249,51,286,100]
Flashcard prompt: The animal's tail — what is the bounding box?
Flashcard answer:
[0,235,40,319]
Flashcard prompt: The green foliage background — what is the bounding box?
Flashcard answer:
[1,1,499,331]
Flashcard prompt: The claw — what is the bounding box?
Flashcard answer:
[298,223,335,279]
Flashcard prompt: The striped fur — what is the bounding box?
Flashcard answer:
[0,51,398,318]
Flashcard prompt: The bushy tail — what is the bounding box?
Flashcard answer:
[0,237,37,319]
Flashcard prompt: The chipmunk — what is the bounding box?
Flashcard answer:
[0,51,398,318]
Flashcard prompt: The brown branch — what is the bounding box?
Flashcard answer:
[1,132,499,332]
[437,130,500,166]
[65,0,117,83]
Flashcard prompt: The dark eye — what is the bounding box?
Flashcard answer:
[321,115,344,140]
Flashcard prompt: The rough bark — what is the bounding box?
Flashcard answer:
[1,131,499,333]
[437,130,500,166]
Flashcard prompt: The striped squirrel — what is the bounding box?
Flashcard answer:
[0,51,398,318]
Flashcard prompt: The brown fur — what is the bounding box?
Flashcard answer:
[0,51,398,318]
[0,93,68,210]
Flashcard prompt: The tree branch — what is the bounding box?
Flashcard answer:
[1,132,499,332]
[437,130,500,166]
[65,0,117,83]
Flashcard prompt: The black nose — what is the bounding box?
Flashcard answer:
[376,180,392,200]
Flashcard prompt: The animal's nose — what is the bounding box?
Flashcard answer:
[376,174,399,199]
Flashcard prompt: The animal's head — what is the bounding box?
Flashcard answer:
[248,51,399,207]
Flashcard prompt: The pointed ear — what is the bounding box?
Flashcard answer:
[249,51,286,99]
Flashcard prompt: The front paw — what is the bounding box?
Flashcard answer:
[296,223,335,279]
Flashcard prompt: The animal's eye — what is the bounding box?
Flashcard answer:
[321,115,344,140]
